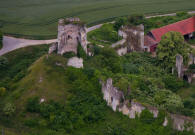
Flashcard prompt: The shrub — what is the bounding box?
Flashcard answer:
[26,97,40,113]
[114,17,127,31]
[63,52,76,58]
[162,75,184,92]
[176,11,188,17]
[140,109,155,124]
[24,119,39,127]
[0,87,6,96]
[3,103,16,116]
[77,44,87,59]
[0,56,8,69]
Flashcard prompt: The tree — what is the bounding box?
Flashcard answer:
[114,17,127,31]
[3,103,16,116]
[157,31,190,71]
[128,14,144,26]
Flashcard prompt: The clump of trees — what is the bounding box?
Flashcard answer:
[157,31,191,72]
[114,14,144,31]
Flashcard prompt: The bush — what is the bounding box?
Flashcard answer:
[63,52,76,58]
[0,87,6,96]
[77,44,87,59]
[3,103,16,116]
[162,75,184,92]
[26,97,40,113]
[140,109,155,124]
[0,56,8,69]
[176,11,188,17]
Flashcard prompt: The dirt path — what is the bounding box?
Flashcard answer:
[0,10,194,56]
[0,36,57,56]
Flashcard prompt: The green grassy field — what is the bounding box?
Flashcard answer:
[0,0,195,39]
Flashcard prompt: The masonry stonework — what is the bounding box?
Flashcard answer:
[101,78,195,133]
[56,18,87,55]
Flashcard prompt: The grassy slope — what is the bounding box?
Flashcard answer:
[0,54,178,135]
[0,0,195,38]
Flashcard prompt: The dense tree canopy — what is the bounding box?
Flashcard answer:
[156,31,191,71]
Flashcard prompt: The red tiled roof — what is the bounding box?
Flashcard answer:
[144,35,158,47]
[150,16,195,42]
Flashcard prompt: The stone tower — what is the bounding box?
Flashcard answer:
[57,18,87,55]
[176,54,184,78]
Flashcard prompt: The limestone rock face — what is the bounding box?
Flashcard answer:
[67,57,83,68]
[57,18,87,55]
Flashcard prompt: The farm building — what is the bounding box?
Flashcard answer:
[145,16,195,52]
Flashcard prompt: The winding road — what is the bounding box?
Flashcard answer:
[0,11,195,56]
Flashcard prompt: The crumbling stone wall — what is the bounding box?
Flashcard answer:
[120,24,144,52]
[56,18,87,55]
[176,54,184,78]
[101,78,195,133]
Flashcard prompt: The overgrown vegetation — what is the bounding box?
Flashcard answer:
[0,45,193,134]
[87,24,121,46]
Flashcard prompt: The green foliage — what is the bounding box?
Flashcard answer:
[140,110,155,124]
[77,44,87,59]
[3,103,16,116]
[157,31,191,71]
[162,75,185,92]
[114,17,127,31]
[0,45,48,88]
[0,87,6,96]
[87,24,121,46]
[0,56,8,69]
[176,11,188,17]
[26,97,40,113]
[62,52,76,58]
[128,14,144,26]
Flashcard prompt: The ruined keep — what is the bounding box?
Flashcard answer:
[50,18,88,55]
[119,24,145,52]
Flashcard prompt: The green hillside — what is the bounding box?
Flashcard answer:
[0,0,195,39]
[0,44,194,134]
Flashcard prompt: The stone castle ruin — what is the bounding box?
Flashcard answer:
[49,18,87,55]
[175,54,195,83]
[101,78,195,133]
[118,24,145,52]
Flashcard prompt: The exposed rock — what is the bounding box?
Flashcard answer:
[40,98,45,103]
[117,47,127,56]
[48,42,58,54]
[67,57,83,68]
[163,117,168,126]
